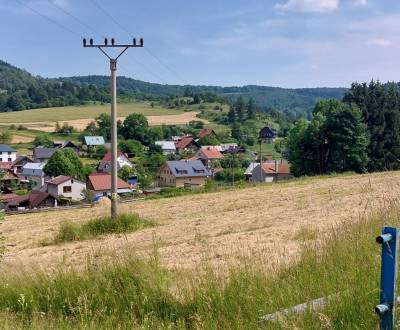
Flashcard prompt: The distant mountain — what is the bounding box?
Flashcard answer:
[0,59,348,116]
[0,60,110,112]
[66,75,348,116]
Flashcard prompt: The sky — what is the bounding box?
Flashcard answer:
[1,0,400,88]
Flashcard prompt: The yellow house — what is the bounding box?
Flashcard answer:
[158,160,211,188]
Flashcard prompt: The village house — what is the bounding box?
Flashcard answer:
[21,162,46,190]
[0,169,19,188]
[46,175,86,201]
[175,136,200,154]
[193,146,224,170]
[53,140,79,151]
[258,125,277,143]
[251,161,293,183]
[244,162,260,181]
[4,191,56,211]
[0,145,16,163]
[197,128,217,139]
[98,151,133,172]
[155,141,176,155]
[12,156,33,174]
[33,147,57,163]
[87,172,132,197]
[82,136,105,149]
[158,160,211,188]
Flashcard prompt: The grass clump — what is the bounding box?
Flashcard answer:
[3,205,398,328]
[53,213,156,243]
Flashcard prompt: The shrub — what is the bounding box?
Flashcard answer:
[53,213,156,244]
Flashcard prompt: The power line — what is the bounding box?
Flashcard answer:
[14,0,83,38]
[46,0,104,39]
[88,0,188,85]
[43,0,167,83]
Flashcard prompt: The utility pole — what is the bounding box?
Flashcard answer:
[259,139,263,183]
[83,37,143,220]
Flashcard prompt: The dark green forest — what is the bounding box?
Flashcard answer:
[286,81,400,176]
[68,75,347,117]
[0,60,111,111]
[0,59,347,116]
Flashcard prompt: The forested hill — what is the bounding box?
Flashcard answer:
[0,60,110,112]
[67,75,348,117]
[0,59,347,116]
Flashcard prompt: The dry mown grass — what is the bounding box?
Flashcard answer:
[2,171,400,271]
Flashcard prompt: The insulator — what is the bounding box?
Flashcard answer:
[111,38,115,46]
[83,38,86,46]
[140,38,143,46]
[104,38,108,45]
[89,38,93,46]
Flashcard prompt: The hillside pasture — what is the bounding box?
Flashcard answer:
[0,102,204,131]
[2,171,399,271]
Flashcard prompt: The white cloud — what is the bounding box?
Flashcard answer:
[351,0,367,7]
[275,0,339,13]
[275,0,367,13]
[366,38,394,47]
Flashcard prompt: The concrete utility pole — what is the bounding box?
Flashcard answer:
[83,38,143,220]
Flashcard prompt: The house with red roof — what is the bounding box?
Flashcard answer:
[193,146,224,170]
[4,191,56,211]
[87,172,132,197]
[98,151,133,172]
[175,135,200,154]
[251,161,293,183]
[197,128,217,139]
[46,175,86,201]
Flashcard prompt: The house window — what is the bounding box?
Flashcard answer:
[63,186,72,193]
[8,158,11,162]
[8,152,11,155]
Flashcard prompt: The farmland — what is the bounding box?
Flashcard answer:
[0,102,204,131]
[3,171,399,270]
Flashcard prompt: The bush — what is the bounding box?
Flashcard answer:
[53,213,156,243]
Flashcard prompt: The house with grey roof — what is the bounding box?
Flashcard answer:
[33,147,57,163]
[158,160,211,188]
[21,162,47,190]
[155,141,176,155]
[0,144,16,163]
[83,136,105,147]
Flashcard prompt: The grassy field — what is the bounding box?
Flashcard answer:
[0,172,397,328]
[0,102,182,123]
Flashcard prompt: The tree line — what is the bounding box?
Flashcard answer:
[287,81,400,176]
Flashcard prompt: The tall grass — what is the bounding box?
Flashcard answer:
[1,205,396,328]
[51,213,156,244]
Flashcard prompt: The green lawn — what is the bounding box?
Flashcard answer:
[0,102,182,123]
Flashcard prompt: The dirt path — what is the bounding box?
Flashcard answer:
[2,172,399,270]
[3,112,204,132]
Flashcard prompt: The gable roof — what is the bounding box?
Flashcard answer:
[165,160,211,178]
[197,146,224,160]
[23,162,45,171]
[13,155,32,165]
[53,140,78,148]
[155,141,176,150]
[46,175,72,185]
[88,172,130,191]
[245,162,260,176]
[0,162,13,170]
[259,126,277,140]
[0,144,16,153]
[175,136,195,150]
[33,147,57,160]
[197,128,216,139]
[258,162,291,175]
[6,191,53,208]
[101,151,129,162]
[84,136,105,146]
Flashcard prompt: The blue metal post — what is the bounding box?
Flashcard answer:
[376,227,399,330]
